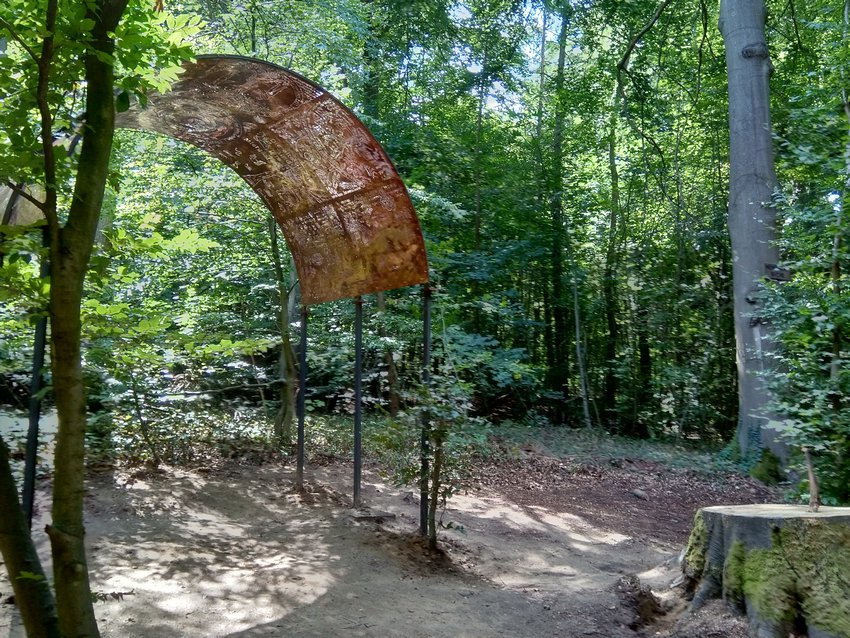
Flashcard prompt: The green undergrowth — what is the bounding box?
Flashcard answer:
[491,423,738,474]
[75,403,749,482]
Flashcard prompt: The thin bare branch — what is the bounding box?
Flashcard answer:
[0,16,39,62]
[786,0,804,53]
[615,0,674,100]
[3,182,46,212]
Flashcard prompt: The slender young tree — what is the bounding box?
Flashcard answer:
[45,1,129,632]
[548,3,571,412]
[602,0,672,427]
[0,1,194,633]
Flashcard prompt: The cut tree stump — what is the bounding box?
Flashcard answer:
[682,504,850,638]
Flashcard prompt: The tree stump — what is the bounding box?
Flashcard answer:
[682,504,850,638]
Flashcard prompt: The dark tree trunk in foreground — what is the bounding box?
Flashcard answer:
[683,505,850,638]
[0,438,60,638]
[719,0,783,461]
[44,1,128,635]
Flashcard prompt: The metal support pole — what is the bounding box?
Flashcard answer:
[22,226,49,529]
[296,305,308,490]
[419,284,432,536]
[353,296,363,508]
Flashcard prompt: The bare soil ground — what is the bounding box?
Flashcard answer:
[1,442,777,638]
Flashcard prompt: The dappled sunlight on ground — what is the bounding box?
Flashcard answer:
[79,466,344,636]
[1,449,773,637]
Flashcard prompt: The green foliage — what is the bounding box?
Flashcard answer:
[91,400,277,465]
[436,323,543,417]
[15,571,46,583]
[0,224,46,376]
[758,5,850,503]
[76,135,288,459]
[2,0,846,486]
[0,0,197,190]
[373,365,492,513]
[749,449,783,486]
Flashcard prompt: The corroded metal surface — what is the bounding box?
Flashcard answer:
[116,55,428,304]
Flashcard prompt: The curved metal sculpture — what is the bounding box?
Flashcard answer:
[116,55,428,304]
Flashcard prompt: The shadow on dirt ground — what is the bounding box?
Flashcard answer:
[1,445,776,637]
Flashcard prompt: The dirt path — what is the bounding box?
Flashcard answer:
[1,451,775,637]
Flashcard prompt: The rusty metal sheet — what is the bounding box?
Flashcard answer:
[116,55,428,305]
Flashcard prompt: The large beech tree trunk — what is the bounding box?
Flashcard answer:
[719,0,784,461]
[683,505,850,638]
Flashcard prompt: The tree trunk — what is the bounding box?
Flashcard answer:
[572,273,592,427]
[835,1,849,414]
[603,0,673,429]
[47,2,128,635]
[269,217,296,447]
[473,49,487,252]
[683,504,850,638]
[427,429,445,551]
[603,108,621,426]
[719,0,783,461]
[632,303,651,438]
[376,292,400,416]
[0,437,60,638]
[548,7,570,411]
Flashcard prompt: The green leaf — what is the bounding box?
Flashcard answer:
[116,89,131,113]
[16,571,45,582]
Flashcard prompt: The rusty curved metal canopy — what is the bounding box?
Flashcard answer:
[116,55,428,305]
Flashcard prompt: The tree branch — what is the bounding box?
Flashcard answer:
[3,182,46,212]
[36,0,60,236]
[786,0,804,53]
[615,0,674,101]
[0,16,39,62]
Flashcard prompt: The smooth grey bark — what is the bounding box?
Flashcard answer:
[719,0,783,460]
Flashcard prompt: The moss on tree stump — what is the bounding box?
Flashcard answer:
[682,504,850,638]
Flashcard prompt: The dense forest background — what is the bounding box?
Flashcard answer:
[1,0,848,501]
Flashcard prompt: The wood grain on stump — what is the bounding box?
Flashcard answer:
[682,504,850,638]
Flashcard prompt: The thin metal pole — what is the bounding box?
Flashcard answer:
[353,296,363,508]
[22,226,49,529]
[419,284,432,536]
[296,305,308,490]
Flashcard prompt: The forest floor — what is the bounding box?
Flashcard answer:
[0,426,780,638]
